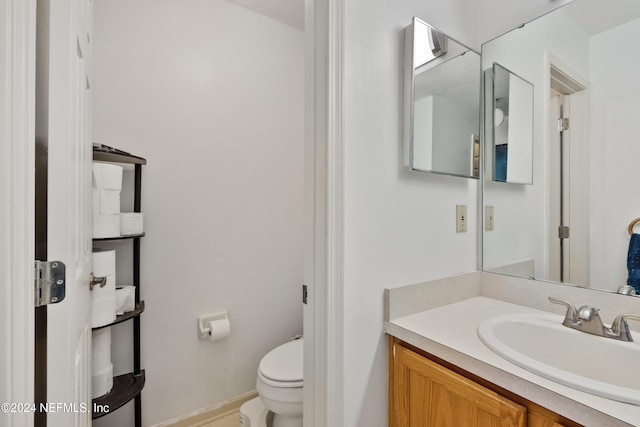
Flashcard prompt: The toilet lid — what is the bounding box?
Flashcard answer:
[259,338,303,384]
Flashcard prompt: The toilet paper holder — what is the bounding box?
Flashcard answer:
[197,311,229,340]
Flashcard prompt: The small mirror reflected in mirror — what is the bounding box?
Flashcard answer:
[489,63,534,184]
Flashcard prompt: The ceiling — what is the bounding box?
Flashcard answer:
[224,0,640,37]
[564,0,640,35]
[225,0,305,30]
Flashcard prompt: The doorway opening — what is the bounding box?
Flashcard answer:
[548,63,588,285]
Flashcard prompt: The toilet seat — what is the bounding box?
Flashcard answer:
[258,371,303,388]
[258,338,303,388]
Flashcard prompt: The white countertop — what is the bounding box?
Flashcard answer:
[385,295,640,427]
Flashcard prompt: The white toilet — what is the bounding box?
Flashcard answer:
[240,338,303,427]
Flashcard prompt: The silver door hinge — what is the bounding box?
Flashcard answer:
[558,226,570,239]
[558,118,569,132]
[302,284,308,305]
[34,260,66,307]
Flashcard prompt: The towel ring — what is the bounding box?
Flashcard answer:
[629,217,640,236]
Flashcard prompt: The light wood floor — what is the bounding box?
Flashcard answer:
[178,409,239,427]
[161,391,254,427]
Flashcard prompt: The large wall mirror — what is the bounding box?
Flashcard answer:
[404,17,480,179]
[482,0,640,295]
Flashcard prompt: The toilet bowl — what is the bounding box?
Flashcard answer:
[246,337,303,427]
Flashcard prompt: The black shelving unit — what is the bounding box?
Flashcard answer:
[92,148,147,426]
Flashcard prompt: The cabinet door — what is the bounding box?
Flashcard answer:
[529,412,567,427]
[391,343,526,427]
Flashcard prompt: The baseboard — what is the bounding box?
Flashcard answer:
[153,390,258,427]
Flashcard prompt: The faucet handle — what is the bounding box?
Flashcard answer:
[617,285,637,296]
[577,305,600,322]
[610,314,640,342]
[548,297,578,323]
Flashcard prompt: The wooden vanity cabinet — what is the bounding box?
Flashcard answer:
[389,337,581,427]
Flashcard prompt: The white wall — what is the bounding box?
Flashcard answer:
[589,18,640,291]
[342,1,478,425]
[92,1,304,425]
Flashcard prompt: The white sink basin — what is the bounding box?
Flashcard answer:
[478,312,640,405]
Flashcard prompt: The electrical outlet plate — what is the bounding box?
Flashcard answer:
[485,205,494,231]
[456,205,467,233]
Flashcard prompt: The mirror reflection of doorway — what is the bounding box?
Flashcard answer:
[548,64,587,285]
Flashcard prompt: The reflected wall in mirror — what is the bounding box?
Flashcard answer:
[482,0,640,295]
[488,63,534,184]
[403,17,480,179]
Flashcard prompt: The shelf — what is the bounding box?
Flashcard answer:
[92,370,146,420]
[92,302,145,331]
[93,146,147,165]
[93,233,145,242]
[91,144,146,426]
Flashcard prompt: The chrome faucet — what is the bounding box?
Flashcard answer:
[548,297,640,342]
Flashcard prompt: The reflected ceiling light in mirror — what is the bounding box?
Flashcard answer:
[414,24,448,67]
[494,107,505,127]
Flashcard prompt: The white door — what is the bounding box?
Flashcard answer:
[46,0,93,425]
[563,89,589,286]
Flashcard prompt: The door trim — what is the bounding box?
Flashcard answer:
[0,0,37,425]
[543,51,589,284]
[303,0,345,425]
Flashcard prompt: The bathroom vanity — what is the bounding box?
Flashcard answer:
[384,272,640,427]
[389,338,575,427]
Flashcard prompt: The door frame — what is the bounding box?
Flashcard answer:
[0,0,36,426]
[2,0,348,425]
[543,52,589,285]
[303,0,345,426]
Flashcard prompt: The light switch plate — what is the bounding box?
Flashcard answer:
[486,205,495,231]
[456,204,467,233]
